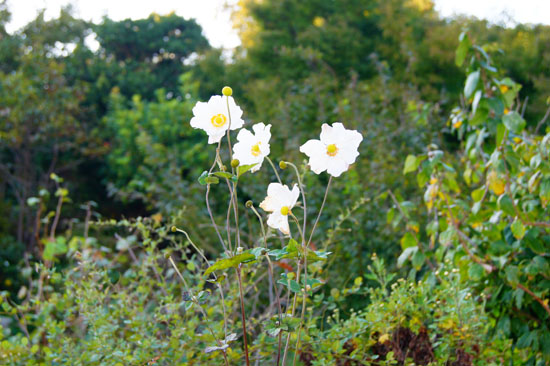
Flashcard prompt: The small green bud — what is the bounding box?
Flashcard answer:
[221,165,227,172]
[279,161,287,169]
[171,226,177,232]
[222,86,233,96]
[245,200,253,208]
[231,159,240,168]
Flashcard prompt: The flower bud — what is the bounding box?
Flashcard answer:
[245,200,253,208]
[231,159,240,168]
[222,86,233,96]
[221,165,227,172]
[279,161,287,169]
[237,246,243,253]
[171,226,177,232]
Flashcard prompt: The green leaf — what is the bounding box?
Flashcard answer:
[464,70,480,99]
[237,163,258,177]
[496,123,506,146]
[505,265,519,285]
[204,176,219,184]
[471,187,485,202]
[540,178,550,208]
[498,194,516,217]
[27,197,40,206]
[469,107,488,126]
[468,263,484,281]
[277,278,302,293]
[503,112,526,134]
[400,232,416,249]
[204,253,255,275]
[397,246,418,267]
[510,219,526,240]
[43,237,68,261]
[412,250,425,269]
[212,171,235,180]
[403,155,424,174]
[455,32,471,67]
[198,171,209,185]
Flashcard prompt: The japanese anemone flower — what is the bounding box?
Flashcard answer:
[299,122,363,177]
[190,95,244,144]
[232,123,272,173]
[259,183,300,235]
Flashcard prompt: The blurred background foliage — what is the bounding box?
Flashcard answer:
[1,0,550,364]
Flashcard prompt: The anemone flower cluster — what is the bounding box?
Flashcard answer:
[190,89,363,233]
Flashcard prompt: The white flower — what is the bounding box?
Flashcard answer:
[259,183,300,235]
[299,122,363,177]
[232,123,272,172]
[190,95,244,144]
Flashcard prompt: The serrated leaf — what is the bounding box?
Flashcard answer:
[198,171,209,185]
[212,171,234,179]
[204,253,255,275]
[237,163,258,177]
[204,176,219,184]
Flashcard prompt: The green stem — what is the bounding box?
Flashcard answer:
[266,156,283,184]
[169,256,230,366]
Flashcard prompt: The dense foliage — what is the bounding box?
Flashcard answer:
[1,0,550,364]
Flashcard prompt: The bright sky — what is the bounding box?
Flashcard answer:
[5,0,550,49]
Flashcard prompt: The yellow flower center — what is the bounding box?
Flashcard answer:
[211,113,227,128]
[251,143,261,157]
[280,206,290,216]
[500,85,509,93]
[326,144,338,157]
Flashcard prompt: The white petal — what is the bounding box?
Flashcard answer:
[236,128,255,143]
[326,158,349,177]
[308,154,329,174]
[260,195,278,213]
[207,130,225,144]
[278,215,290,235]
[336,126,363,150]
[227,96,244,130]
[289,184,300,208]
[267,212,290,234]
[300,139,325,157]
[320,123,339,144]
[267,183,292,204]
[339,145,360,164]
[266,211,283,232]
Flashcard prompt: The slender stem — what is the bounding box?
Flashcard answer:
[266,156,283,184]
[169,256,229,366]
[286,162,307,245]
[205,144,229,254]
[306,176,332,247]
[173,227,229,336]
[236,267,251,366]
[282,261,301,365]
[49,184,64,240]
[249,204,284,365]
